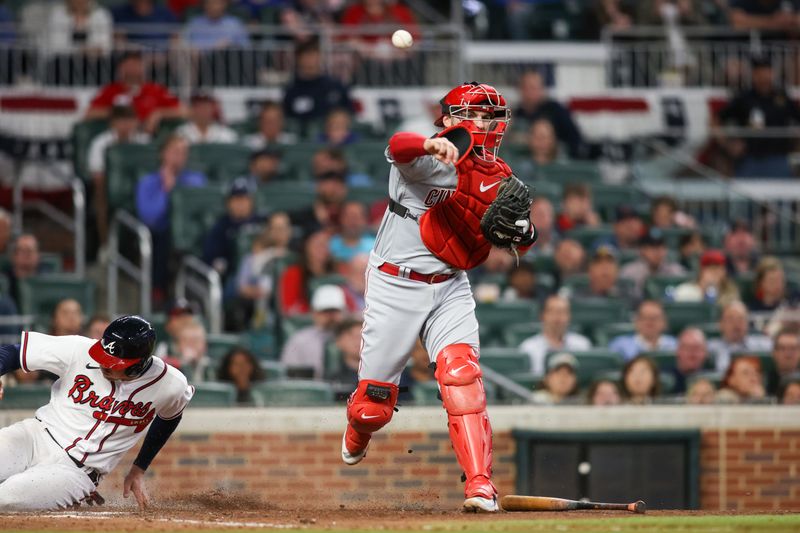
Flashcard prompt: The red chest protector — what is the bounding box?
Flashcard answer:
[418,126,513,271]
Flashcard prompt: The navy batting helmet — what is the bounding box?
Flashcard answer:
[88,315,156,377]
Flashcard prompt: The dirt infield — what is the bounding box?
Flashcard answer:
[1,491,798,532]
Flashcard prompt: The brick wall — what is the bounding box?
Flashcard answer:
[97,427,800,511]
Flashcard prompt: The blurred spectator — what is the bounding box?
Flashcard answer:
[666,327,709,394]
[340,0,418,63]
[634,0,712,25]
[174,319,210,383]
[203,178,265,280]
[283,39,353,123]
[3,234,43,307]
[673,249,741,307]
[608,206,645,252]
[531,352,580,405]
[519,295,592,376]
[503,262,545,303]
[553,239,586,287]
[556,184,600,234]
[714,56,800,178]
[247,148,284,185]
[280,284,347,379]
[112,0,178,48]
[280,0,339,44]
[610,300,677,361]
[750,256,797,312]
[678,231,706,270]
[136,135,207,296]
[216,347,264,405]
[517,119,561,178]
[0,208,10,255]
[686,377,716,405]
[621,355,660,405]
[779,376,800,404]
[86,51,183,132]
[767,329,800,395]
[84,314,111,339]
[621,228,686,299]
[88,105,150,246]
[587,379,622,406]
[167,0,201,18]
[716,356,766,403]
[233,213,291,329]
[724,221,759,276]
[326,317,363,388]
[184,0,250,50]
[154,299,197,358]
[279,231,336,315]
[708,301,773,372]
[177,92,237,143]
[650,195,696,230]
[244,102,298,150]
[729,0,800,36]
[472,247,515,303]
[319,108,360,146]
[341,254,369,312]
[329,202,374,262]
[290,150,349,237]
[587,0,634,39]
[50,299,84,336]
[513,71,584,158]
[405,338,435,389]
[529,197,556,255]
[569,245,633,303]
[46,0,113,54]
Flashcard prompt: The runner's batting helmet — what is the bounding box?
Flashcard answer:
[435,82,510,162]
[88,315,156,377]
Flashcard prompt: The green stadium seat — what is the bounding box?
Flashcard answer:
[19,276,96,328]
[480,347,531,375]
[188,143,251,182]
[529,254,557,276]
[253,380,335,406]
[206,334,244,362]
[170,186,226,252]
[476,301,539,330]
[525,181,563,204]
[592,185,640,221]
[39,252,64,274]
[593,322,636,346]
[412,380,441,406]
[658,227,693,249]
[71,118,108,181]
[547,349,625,388]
[696,322,721,340]
[662,301,719,334]
[344,142,391,180]
[279,314,314,347]
[257,182,317,212]
[569,298,631,337]
[564,225,614,249]
[188,382,237,407]
[105,143,159,213]
[259,360,287,380]
[308,274,348,294]
[645,274,693,300]
[502,322,543,347]
[153,117,187,144]
[641,350,678,371]
[537,161,602,184]
[0,384,52,410]
[347,186,388,206]
[280,143,321,181]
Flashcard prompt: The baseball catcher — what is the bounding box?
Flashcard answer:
[341,82,536,512]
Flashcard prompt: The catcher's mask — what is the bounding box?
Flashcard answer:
[434,82,510,163]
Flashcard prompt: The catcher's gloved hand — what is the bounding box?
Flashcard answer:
[480,175,537,249]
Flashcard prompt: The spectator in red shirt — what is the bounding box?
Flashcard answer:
[85,51,184,132]
[279,230,337,316]
[556,183,600,234]
[340,0,417,46]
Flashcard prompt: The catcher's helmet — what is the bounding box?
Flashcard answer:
[435,82,510,162]
[88,315,156,377]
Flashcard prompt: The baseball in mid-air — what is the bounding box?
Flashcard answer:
[391,29,413,49]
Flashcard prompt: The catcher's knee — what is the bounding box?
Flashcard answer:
[347,379,399,434]
[435,344,487,416]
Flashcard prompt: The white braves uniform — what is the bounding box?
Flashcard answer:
[0,332,194,510]
[359,149,479,384]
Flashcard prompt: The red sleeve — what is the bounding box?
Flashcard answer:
[389,132,428,164]
[340,5,364,25]
[152,84,180,109]
[279,266,309,316]
[89,84,120,109]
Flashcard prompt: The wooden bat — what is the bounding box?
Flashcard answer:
[500,495,646,514]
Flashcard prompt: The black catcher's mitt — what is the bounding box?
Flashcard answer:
[480,175,537,249]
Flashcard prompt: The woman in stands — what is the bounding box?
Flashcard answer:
[716,356,766,404]
[217,347,265,405]
[621,355,660,405]
[531,353,580,405]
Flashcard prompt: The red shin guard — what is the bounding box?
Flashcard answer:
[344,379,399,454]
[435,344,496,499]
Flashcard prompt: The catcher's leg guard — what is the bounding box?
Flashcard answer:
[435,344,497,508]
[342,379,399,465]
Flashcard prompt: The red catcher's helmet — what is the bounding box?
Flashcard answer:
[434,82,510,162]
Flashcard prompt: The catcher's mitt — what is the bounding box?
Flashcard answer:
[480,175,537,249]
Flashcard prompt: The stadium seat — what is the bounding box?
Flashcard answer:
[658,227,693,249]
[105,143,159,213]
[256,182,317,212]
[563,225,614,249]
[547,349,624,388]
[206,333,244,362]
[645,274,693,300]
[0,384,52,410]
[569,298,631,337]
[662,302,719,334]
[475,301,539,331]
[344,142,391,180]
[259,360,287,380]
[188,143,251,182]
[537,161,602,184]
[347,185,388,206]
[593,322,636,346]
[280,143,321,181]
[253,380,335,406]
[39,252,64,274]
[188,382,237,407]
[154,117,187,144]
[308,274,347,294]
[170,186,226,252]
[529,254,557,276]
[19,276,96,329]
[641,350,678,371]
[502,322,544,347]
[480,347,531,375]
[71,118,108,181]
[592,185,640,221]
[411,380,441,406]
[506,373,540,390]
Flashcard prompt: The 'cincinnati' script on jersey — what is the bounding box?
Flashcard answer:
[68,374,155,432]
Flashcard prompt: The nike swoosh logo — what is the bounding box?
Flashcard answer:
[361,414,381,420]
[86,364,101,370]
[479,180,501,193]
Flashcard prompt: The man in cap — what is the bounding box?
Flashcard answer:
[621,228,686,299]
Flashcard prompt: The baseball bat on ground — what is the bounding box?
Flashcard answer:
[500,495,646,514]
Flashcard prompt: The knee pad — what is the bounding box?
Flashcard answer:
[435,344,487,416]
[346,379,399,434]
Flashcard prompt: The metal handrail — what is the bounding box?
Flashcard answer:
[175,255,223,334]
[481,365,535,404]
[12,174,86,278]
[107,210,152,318]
